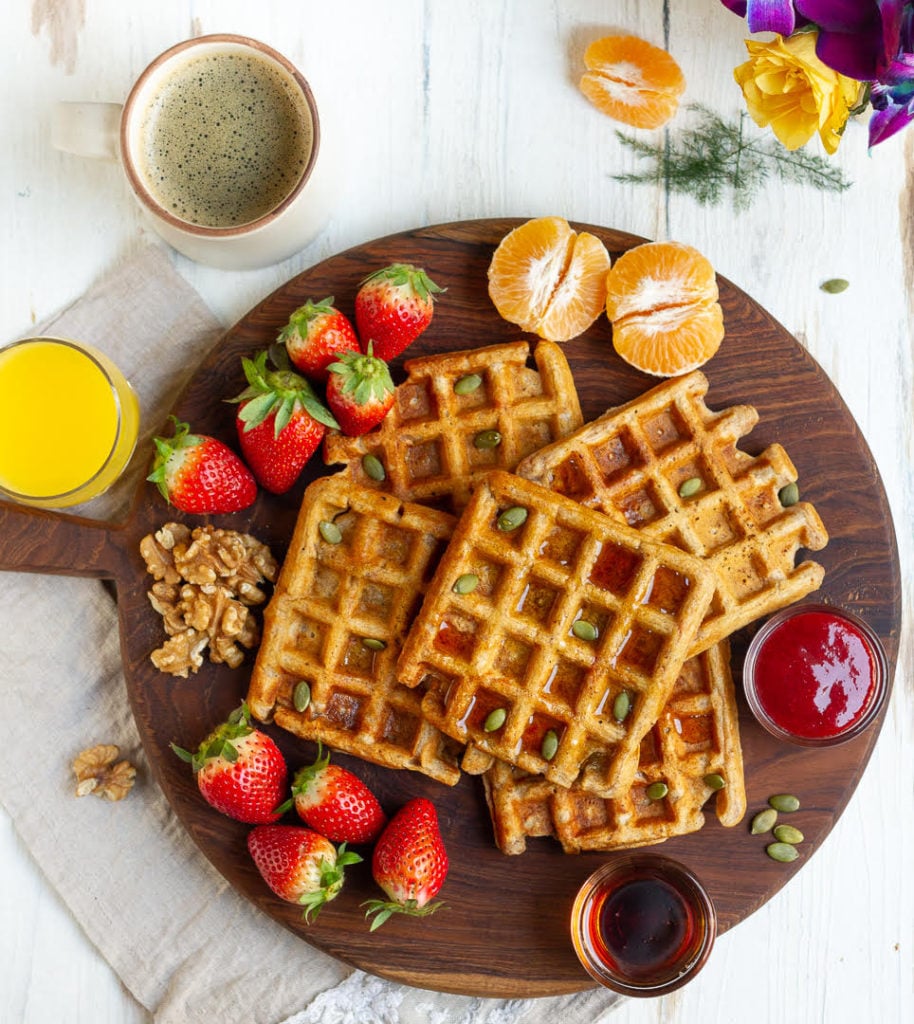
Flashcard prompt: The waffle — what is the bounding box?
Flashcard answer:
[323,340,583,512]
[246,474,463,785]
[482,641,746,854]
[396,470,715,798]
[517,370,828,656]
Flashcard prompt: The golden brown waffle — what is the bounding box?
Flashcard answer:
[323,340,583,512]
[396,470,715,797]
[482,641,746,854]
[246,474,463,785]
[517,370,828,655]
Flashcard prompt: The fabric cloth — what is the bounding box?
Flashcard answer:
[0,244,620,1024]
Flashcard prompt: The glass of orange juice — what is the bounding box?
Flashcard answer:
[0,336,140,508]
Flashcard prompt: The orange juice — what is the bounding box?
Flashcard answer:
[0,337,140,508]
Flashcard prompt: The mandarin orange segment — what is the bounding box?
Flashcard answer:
[488,217,611,343]
[579,34,685,129]
[605,241,724,377]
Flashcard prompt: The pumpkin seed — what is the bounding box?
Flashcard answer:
[474,429,502,450]
[361,453,386,482]
[612,691,631,722]
[483,707,507,732]
[572,619,598,642]
[646,781,668,801]
[820,278,849,294]
[766,841,799,863]
[541,729,559,761]
[318,520,342,545]
[362,637,387,651]
[778,482,799,507]
[768,793,800,813]
[292,680,311,712]
[497,506,528,532]
[773,824,804,845]
[452,573,479,595]
[678,476,702,498]
[703,773,726,791]
[750,808,778,835]
[454,373,483,395]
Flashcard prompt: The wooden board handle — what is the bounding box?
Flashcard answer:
[0,499,125,579]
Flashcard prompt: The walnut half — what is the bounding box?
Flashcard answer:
[72,744,136,801]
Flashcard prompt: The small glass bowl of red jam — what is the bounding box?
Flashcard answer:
[742,603,888,747]
[570,853,717,997]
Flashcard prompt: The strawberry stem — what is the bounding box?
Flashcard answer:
[361,897,446,931]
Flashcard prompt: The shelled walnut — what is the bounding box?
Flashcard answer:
[141,523,278,677]
[72,744,137,801]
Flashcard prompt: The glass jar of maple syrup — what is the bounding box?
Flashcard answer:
[570,853,717,996]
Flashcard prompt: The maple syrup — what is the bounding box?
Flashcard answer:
[570,854,716,995]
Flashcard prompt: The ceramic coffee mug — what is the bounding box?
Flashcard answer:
[52,34,339,270]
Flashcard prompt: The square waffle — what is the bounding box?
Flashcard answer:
[482,641,746,854]
[517,370,828,656]
[323,339,583,512]
[396,470,715,798]
[246,474,463,785]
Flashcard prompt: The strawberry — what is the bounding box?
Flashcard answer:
[363,797,449,930]
[171,702,287,824]
[280,743,386,845]
[354,263,445,361]
[278,296,360,382]
[248,824,362,922]
[148,416,257,513]
[325,344,395,436]
[229,348,339,494]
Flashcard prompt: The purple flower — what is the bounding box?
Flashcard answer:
[869,52,914,144]
[719,0,810,33]
[795,0,901,80]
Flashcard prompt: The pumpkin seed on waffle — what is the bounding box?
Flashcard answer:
[246,474,463,785]
[517,370,828,656]
[482,640,746,854]
[396,470,715,798]
[323,339,583,512]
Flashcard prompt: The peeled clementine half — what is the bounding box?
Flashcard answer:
[487,216,611,342]
[579,34,686,129]
[605,241,724,377]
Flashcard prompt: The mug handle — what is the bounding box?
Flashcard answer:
[51,101,122,161]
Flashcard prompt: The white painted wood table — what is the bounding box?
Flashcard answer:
[1,2,911,1022]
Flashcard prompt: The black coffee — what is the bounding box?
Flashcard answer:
[138,50,313,228]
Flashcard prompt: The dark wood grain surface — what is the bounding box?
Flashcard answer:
[0,219,901,998]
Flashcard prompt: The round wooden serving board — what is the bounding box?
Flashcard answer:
[0,220,901,998]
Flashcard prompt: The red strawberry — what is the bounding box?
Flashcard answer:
[363,797,448,930]
[281,743,386,845]
[230,349,339,494]
[278,296,360,382]
[148,416,257,513]
[354,263,444,361]
[325,345,395,436]
[171,703,287,824]
[248,824,362,922]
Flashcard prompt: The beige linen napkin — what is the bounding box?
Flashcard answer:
[0,244,620,1024]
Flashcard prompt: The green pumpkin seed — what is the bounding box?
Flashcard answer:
[820,278,849,294]
[362,637,387,651]
[454,373,483,395]
[474,429,502,450]
[483,707,507,732]
[678,476,702,498]
[766,841,799,863]
[361,453,386,482]
[541,729,559,761]
[572,619,599,642]
[703,773,726,791]
[497,506,528,532]
[646,781,668,801]
[318,520,342,545]
[778,482,800,507]
[612,691,631,722]
[768,793,800,813]
[452,573,479,595]
[750,808,778,835]
[292,680,311,712]
[773,824,804,845]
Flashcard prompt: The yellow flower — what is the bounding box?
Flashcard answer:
[733,31,860,154]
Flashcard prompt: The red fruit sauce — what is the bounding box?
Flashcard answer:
[749,608,882,741]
